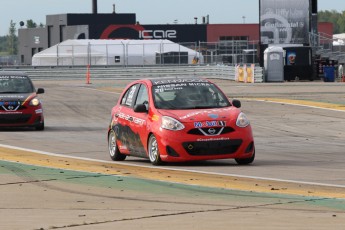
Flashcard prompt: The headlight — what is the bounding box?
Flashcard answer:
[236,112,250,128]
[30,98,40,106]
[161,116,185,131]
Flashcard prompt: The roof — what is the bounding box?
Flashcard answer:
[333,33,345,40]
[33,39,201,57]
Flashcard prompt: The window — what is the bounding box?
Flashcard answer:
[134,84,149,109]
[219,36,248,41]
[121,84,138,107]
[115,56,120,63]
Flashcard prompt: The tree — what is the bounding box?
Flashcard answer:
[337,11,345,34]
[26,19,37,28]
[7,20,17,55]
[318,10,345,34]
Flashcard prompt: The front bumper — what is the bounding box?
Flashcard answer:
[156,127,255,162]
[0,107,44,128]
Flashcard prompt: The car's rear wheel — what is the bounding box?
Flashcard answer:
[148,134,162,165]
[108,130,126,161]
[235,150,255,165]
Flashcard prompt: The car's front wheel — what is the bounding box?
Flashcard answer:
[35,121,44,131]
[148,134,162,165]
[108,130,126,161]
[235,150,255,165]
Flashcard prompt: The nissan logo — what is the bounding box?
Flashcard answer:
[208,128,216,135]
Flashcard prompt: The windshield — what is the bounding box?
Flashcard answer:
[0,75,35,93]
[153,81,231,110]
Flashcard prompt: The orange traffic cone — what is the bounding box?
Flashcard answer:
[86,65,91,84]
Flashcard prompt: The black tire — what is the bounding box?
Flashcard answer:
[235,150,255,165]
[108,130,126,161]
[148,134,162,166]
[35,122,44,131]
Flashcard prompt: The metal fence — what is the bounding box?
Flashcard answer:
[0,55,20,66]
[29,40,260,67]
[0,65,264,83]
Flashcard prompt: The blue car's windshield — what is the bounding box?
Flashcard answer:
[0,75,35,93]
[152,80,230,110]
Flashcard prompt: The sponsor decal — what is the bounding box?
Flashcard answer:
[35,109,43,114]
[180,108,232,120]
[0,95,25,99]
[0,101,20,106]
[154,82,211,93]
[286,51,296,65]
[138,30,177,39]
[100,25,177,40]
[117,112,145,126]
[196,137,230,142]
[0,76,27,79]
[0,111,22,114]
[194,120,226,128]
[153,78,209,85]
[208,114,219,119]
[260,0,309,44]
[151,114,160,121]
[100,25,146,39]
[0,101,21,111]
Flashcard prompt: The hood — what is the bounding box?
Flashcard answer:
[157,107,240,123]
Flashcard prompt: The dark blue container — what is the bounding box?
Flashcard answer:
[323,66,335,82]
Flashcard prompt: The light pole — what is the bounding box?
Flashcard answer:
[242,16,246,24]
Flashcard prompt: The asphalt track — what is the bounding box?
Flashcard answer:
[1,79,345,229]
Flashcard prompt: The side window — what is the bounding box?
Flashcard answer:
[121,84,138,106]
[120,90,129,105]
[134,84,149,109]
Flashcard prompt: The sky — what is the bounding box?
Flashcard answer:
[1,0,345,36]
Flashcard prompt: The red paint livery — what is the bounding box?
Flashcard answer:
[0,71,45,130]
[108,77,255,165]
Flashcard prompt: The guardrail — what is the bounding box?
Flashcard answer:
[0,65,264,82]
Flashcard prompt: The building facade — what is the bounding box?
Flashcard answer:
[18,12,332,65]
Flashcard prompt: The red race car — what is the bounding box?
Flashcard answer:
[108,77,255,165]
[0,71,45,130]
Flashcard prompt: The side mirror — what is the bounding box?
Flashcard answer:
[232,99,241,108]
[134,104,148,113]
[37,88,45,94]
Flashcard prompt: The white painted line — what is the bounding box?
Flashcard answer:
[2,143,345,189]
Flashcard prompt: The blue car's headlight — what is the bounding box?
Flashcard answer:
[161,116,185,131]
[236,112,250,128]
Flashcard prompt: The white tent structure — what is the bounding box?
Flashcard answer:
[333,33,345,46]
[32,39,203,66]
